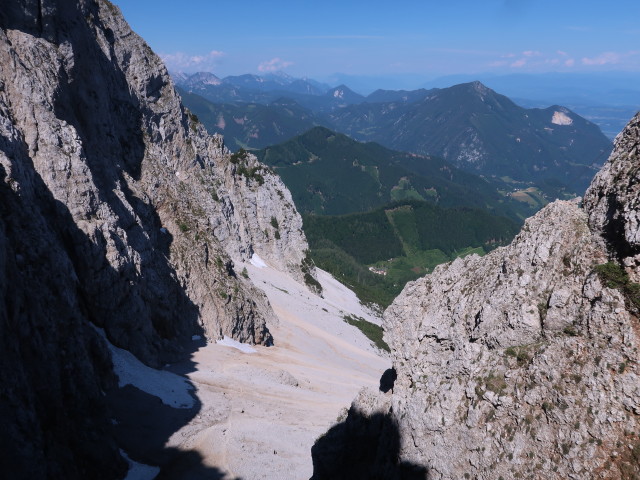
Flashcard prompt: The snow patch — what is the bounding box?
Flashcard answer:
[552,111,573,126]
[217,335,257,354]
[121,450,160,480]
[105,339,195,409]
[250,253,267,268]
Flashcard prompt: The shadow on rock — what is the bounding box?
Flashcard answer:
[156,449,242,480]
[379,367,397,393]
[310,407,429,480]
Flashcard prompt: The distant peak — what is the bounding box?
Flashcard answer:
[469,80,489,93]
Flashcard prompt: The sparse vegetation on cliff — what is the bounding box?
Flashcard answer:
[342,314,389,352]
[595,261,640,311]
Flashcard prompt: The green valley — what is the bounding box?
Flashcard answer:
[303,201,517,307]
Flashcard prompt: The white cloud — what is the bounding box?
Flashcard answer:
[257,57,294,72]
[581,51,622,66]
[510,59,527,68]
[565,58,575,67]
[161,50,225,72]
[522,50,541,57]
[557,50,568,57]
[580,50,640,67]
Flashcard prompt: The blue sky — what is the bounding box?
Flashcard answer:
[113,0,640,80]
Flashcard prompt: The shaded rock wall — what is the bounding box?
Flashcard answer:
[0,0,312,477]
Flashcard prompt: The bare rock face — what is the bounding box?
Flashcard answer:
[0,0,311,477]
[314,113,640,479]
[0,0,312,358]
[584,112,640,279]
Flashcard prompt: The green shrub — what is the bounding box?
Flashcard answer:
[229,148,247,164]
[483,372,507,394]
[505,346,530,366]
[237,165,265,185]
[595,261,640,311]
[188,111,199,132]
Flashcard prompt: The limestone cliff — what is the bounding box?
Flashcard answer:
[584,112,640,280]
[313,114,640,479]
[0,0,311,477]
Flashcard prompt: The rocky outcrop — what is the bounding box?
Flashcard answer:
[313,114,640,479]
[0,0,311,477]
[584,112,640,279]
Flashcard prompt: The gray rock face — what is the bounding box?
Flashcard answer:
[584,112,640,278]
[317,113,640,479]
[0,0,311,477]
[0,0,311,358]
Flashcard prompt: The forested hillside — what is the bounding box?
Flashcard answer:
[304,201,517,306]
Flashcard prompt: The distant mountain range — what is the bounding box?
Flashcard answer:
[176,72,612,193]
[174,70,640,125]
[177,90,319,150]
[173,71,332,104]
[424,72,640,108]
[326,81,611,192]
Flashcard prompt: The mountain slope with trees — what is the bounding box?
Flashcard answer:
[255,126,542,220]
